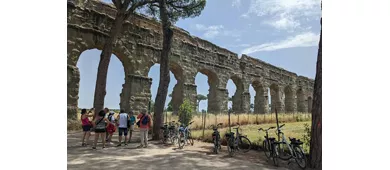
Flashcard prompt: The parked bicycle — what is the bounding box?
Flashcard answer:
[169,121,179,145]
[178,121,194,149]
[276,124,307,169]
[160,123,170,144]
[225,123,252,156]
[210,123,223,154]
[258,126,279,166]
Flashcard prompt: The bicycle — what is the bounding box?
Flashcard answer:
[168,121,179,145]
[225,124,252,156]
[160,123,170,144]
[276,124,307,169]
[178,121,194,149]
[210,123,223,154]
[258,126,279,166]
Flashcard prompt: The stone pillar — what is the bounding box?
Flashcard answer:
[307,96,313,113]
[207,85,218,114]
[241,92,251,113]
[270,85,285,113]
[219,88,229,114]
[297,89,308,113]
[120,77,131,113]
[126,74,152,113]
[254,86,268,114]
[67,64,80,119]
[183,83,197,111]
[232,93,240,112]
[284,87,297,113]
[171,81,184,115]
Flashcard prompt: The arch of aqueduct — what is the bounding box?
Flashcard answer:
[67,0,314,119]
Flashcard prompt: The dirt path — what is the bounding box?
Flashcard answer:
[68,130,300,170]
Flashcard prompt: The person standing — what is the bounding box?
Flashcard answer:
[137,109,151,148]
[127,110,136,143]
[105,108,116,143]
[91,110,110,149]
[116,109,129,146]
[80,108,93,146]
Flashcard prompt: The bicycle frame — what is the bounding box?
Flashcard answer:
[278,130,294,155]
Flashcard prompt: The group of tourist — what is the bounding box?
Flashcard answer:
[80,107,152,149]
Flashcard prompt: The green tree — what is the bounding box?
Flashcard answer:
[146,0,206,140]
[196,94,208,112]
[90,0,156,114]
[250,103,254,113]
[167,100,173,111]
[178,99,194,125]
[150,100,155,113]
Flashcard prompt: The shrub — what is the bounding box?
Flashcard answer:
[178,99,194,125]
[302,123,311,153]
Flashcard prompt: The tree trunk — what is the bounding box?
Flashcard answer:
[309,16,322,169]
[152,0,173,140]
[93,10,125,116]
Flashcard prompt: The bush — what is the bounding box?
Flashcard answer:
[178,99,194,125]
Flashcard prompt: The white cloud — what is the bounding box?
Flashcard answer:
[244,0,321,31]
[232,0,241,8]
[241,32,319,54]
[194,24,241,39]
[195,24,224,38]
[265,13,300,31]
[240,14,250,18]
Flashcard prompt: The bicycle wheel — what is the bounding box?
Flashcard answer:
[170,134,178,145]
[263,140,271,158]
[294,146,307,169]
[178,133,185,149]
[217,135,222,152]
[161,136,167,144]
[278,142,292,160]
[213,138,218,154]
[227,138,234,157]
[272,143,279,166]
[238,136,252,153]
[187,132,194,146]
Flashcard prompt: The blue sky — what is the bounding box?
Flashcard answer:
[77,0,321,110]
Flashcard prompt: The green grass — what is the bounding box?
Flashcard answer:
[191,121,312,153]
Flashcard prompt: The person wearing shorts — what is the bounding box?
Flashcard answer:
[80,108,93,146]
[116,110,129,146]
[91,110,110,149]
[127,110,136,143]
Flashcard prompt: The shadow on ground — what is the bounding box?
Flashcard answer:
[68,131,303,170]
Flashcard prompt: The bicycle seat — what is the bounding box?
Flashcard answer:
[268,137,276,141]
[233,127,239,129]
[225,132,234,137]
[290,138,303,145]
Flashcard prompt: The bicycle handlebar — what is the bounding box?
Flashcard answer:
[209,123,223,129]
[279,124,285,129]
[258,126,276,132]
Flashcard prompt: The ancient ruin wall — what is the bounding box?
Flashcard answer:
[67,0,314,119]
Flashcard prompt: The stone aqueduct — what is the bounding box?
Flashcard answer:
[67,0,314,119]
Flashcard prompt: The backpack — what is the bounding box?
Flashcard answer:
[108,114,114,122]
[142,115,149,125]
[126,114,131,128]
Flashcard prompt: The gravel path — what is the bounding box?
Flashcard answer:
[68,130,300,170]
